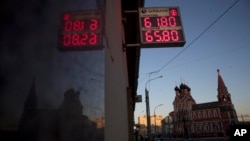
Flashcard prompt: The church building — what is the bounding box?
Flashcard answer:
[170,69,238,138]
[18,79,98,141]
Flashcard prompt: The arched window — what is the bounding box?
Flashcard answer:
[198,111,202,119]
[205,123,210,131]
[213,109,218,118]
[203,111,207,119]
[193,112,197,120]
[208,110,212,118]
[203,123,207,131]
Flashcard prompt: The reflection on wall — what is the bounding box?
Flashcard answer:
[17,79,104,141]
[0,1,105,141]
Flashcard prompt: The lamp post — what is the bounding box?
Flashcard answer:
[145,75,163,141]
[154,104,163,134]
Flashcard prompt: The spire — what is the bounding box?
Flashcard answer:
[24,78,37,110]
[217,69,227,90]
[217,69,231,103]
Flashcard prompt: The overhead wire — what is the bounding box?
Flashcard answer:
[156,0,240,73]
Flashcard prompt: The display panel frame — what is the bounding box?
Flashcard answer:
[58,10,103,51]
[138,7,186,48]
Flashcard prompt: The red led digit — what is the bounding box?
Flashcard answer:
[90,19,98,30]
[80,33,88,45]
[60,11,102,50]
[171,30,179,41]
[160,17,168,26]
[89,33,97,45]
[154,30,162,41]
[144,17,152,28]
[72,34,80,46]
[157,18,160,27]
[63,34,71,46]
[162,30,170,41]
[169,17,177,26]
[145,31,153,42]
[73,20,81,31]
[81,21,85,30]
[64,21,72,31]
[156,17,168,27]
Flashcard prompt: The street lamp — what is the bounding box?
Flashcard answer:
[154,104,163,134]
[145,75,163,141]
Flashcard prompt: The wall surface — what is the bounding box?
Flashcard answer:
[105,0,129,141]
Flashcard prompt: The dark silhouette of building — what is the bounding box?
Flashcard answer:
[18,79,97,141]
[170,69,238,138]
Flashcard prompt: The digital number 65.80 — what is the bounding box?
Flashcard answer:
[144,30,179,42]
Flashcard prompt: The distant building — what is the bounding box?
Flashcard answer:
[18,79,98,141]
[138,115,163,135]
[96,117,104,129]
[161,116,174,137]
[169,69,238,138]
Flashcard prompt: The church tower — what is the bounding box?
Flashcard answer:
[18,78,38,141]
[216,69,238,126]
[217,69,232,104]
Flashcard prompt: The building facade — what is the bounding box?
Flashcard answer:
[161,116,174,137]
[138,115,163,135]
[170,69,238,138]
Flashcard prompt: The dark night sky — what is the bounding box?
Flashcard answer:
[0,0,105,128]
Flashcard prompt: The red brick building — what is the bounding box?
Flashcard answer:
[170,69,238,138]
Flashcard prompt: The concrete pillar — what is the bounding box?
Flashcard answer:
[105,0,129,141]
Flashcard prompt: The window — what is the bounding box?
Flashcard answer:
[193,112,197,120]
[198,111,202,119]
[208,110,212,118]
[203,111,207,119]
[213,109,218,118]
[212,123,220,130]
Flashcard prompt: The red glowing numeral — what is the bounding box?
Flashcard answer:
[145,31,153,42]
[64,19,99,31]
[169,17,176,26]
[162,31,170,41]
[63,34,71,46]
[80,33,88,45]
[64,20,85,31]
[171,30,179,41]
[154,30,162,41]
[89,33,97,44]
[156,17,176,27]
[62,33,98,46]
[144,17,152,28]
[72,34,80,45]
[144,30,180,42]
[73,20,84,31]
[90,20,98,30]
[64,21,72,31]
[157,17,168,27]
